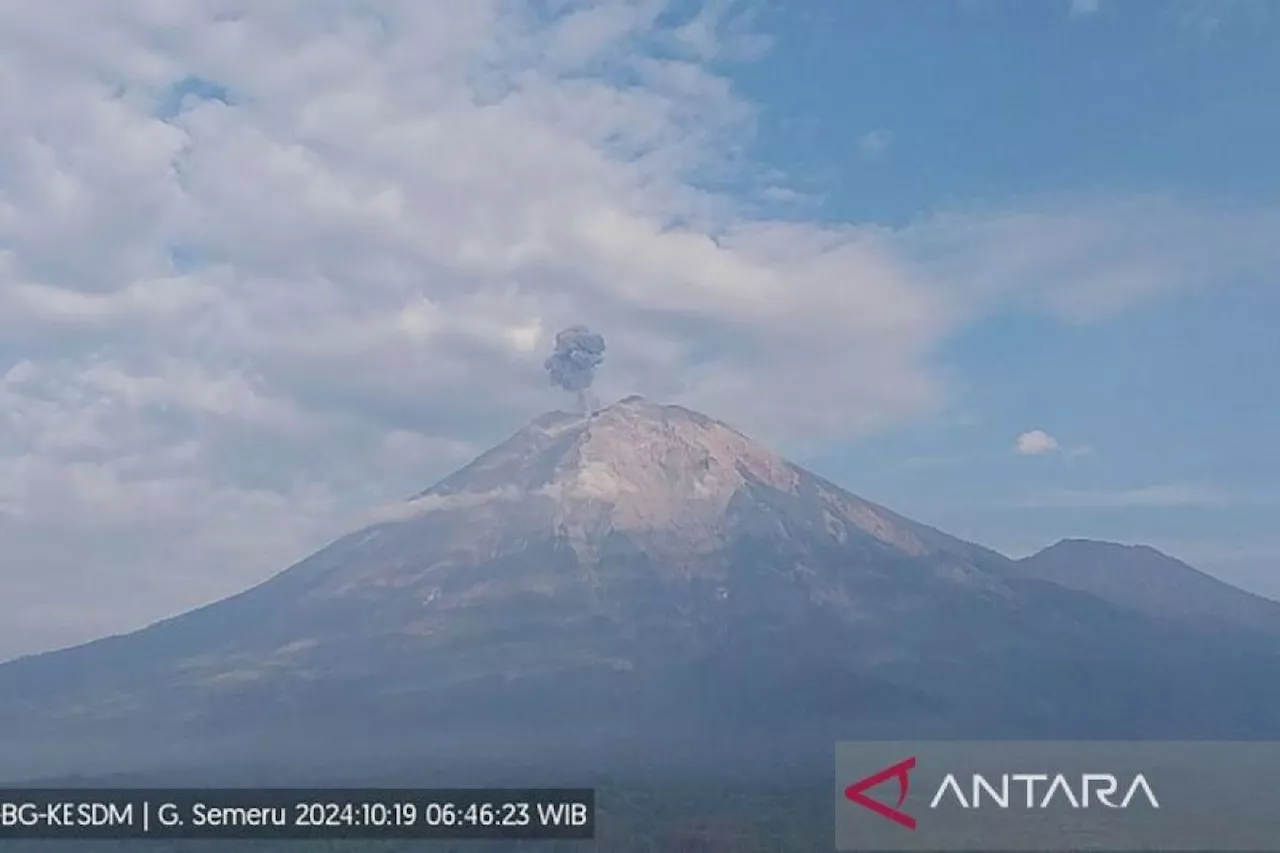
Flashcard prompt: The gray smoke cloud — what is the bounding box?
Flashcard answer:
[544,325,606,411]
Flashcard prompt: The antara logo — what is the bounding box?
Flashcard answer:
[844,757,918,829]
[930,773,1160,810]
[845,758,1160,830]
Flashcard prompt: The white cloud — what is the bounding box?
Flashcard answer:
[671,0,773,61]
[895,197,1280,323]
[1069,0,1102,17]
[1015,430,1062,455]
[0,0,1278,658]
[859,128,894,155]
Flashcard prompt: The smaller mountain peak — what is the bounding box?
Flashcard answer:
[1020,536,1280,628]
[1043,538,1160,556]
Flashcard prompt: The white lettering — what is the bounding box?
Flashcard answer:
[1121,774,1160,808]
[1042,775,1081,808]
[928,772,1159,810]
[191,805,287,827]
[930,774,970,808]
[973,774,1008,808]
[1083,773,1119,807]
[1011,773,1048,808]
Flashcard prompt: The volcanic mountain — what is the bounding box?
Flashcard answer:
[1016,538,1280,636]
[1,396,1278,783]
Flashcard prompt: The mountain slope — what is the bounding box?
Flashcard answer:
[1018,539,1280,636]
[0,397,1277,783]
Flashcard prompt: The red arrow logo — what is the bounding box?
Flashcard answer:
[844,756,917,830]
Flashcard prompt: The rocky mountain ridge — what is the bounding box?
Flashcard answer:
[0,396,1276,783]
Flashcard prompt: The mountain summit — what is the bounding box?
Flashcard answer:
[349,394,998,578]
[1,397,1278,782]
[1018,538,1280,635]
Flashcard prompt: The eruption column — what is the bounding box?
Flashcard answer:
[544,325,606,413]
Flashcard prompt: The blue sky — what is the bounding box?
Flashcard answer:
[736,0,1280,589]
[0,0,1276,658]
[740,1,1280,217]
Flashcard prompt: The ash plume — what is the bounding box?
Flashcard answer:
[544,325,606,413]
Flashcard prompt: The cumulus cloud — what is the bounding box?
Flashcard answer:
[1,0,1278,657]
[1015,430,1062,455]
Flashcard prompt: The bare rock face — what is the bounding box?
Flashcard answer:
[370,395,987,562]
[393,395,803,556]
[1,396,1278,782]
[255,396,1002,645]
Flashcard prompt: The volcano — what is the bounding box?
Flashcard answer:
[1,396,1278,783]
